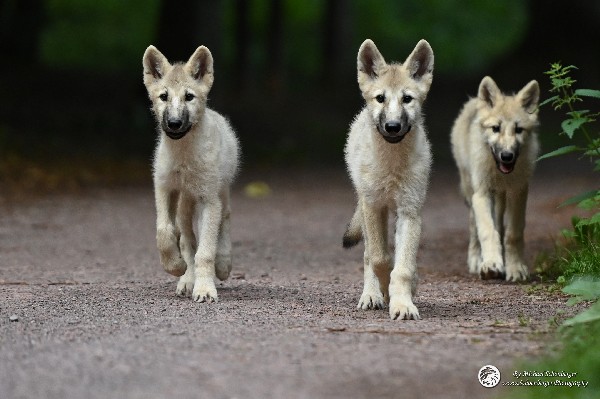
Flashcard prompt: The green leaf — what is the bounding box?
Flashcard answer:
[566,296,586,306]
[539,95,559,108]
[575,213,600,227]
[563,278,600,297]
[537,145,579,161]
[563,302,600,326]
[575,89,600,99]
[585,138,600,155]
[578,198,600,210]
[567,109,590,116]
[561,117,589,138]
[560,189,600,207]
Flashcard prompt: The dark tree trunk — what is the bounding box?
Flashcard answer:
[233,0,250,91]
[266,0,284,94]
[321,0,352,87]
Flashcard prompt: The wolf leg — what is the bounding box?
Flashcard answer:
[175,193,197,297]
[389,211,421,320]
[155,188,187,277]
[192,199,222,302]
[472,190,505,279]
[357,202,390,310]
[494,191,506,245]
[343,202,363,248]
[504,186,529,281]
[467,208,481,274]
[215,188,232,281]
[459,169,481,274]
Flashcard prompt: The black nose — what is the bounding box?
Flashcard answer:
[384,122,401,134]
[500,151,514,163]
[167,118,183,130]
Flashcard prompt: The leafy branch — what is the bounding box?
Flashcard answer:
[539,63,600,163]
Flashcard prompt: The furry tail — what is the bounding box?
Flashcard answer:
[342,205,363,248]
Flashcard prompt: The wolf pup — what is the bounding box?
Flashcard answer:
[343,39,434,320]
[450,76,540,282]
[142,45,240,302]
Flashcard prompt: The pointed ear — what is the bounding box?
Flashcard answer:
[478,76,502,108]
[357,39,386,81]
[186,46,214,88]
[143,45,170,85]
[517,80,540,113]
[404,39,434,81]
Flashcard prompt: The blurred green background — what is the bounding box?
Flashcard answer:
[0,0,599,190]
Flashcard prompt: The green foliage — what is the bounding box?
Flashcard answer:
[506,278,600,398]
[514,66,600,399]
[536,63,600,283]
[38,1,527,77]
[40,0,160,71]
[535,241,600,285]
[542,63,600,158]
[353,0,527,75]
[508,323,600,398]
[563,277,600,306]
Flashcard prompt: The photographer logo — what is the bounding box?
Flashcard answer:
[478,365,501,388]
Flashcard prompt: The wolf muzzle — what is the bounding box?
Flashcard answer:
[378,111,411,143]
[378,121,412,143]
[491,146,519,174]
[162,111,192,140]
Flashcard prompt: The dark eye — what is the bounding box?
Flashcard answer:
[185,92,195,102]
[402,95,413,104]
[492,125,500,133]
[515,126,523,134]
[159,93,168,101]
[375,94,385,103]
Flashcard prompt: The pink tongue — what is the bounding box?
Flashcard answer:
[499,163,513,174]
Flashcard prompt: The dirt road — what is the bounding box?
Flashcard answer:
[0,165,592,399]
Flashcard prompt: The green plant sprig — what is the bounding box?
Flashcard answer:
[540,63,600,162]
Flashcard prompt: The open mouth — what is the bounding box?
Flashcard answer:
[163,126,191,140]
[383,134,405,143]
[490,147,518,174]
[497,161,516,174]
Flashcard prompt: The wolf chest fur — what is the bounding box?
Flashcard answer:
[450,76,540,281]
[343,39,434,320]
[143,45,240,303]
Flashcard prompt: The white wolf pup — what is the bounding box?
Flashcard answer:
[142,45,240,302]
[343,39,434,320]
[450,76,540,282]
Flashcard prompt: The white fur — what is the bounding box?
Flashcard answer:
[143,45,240,302]
[344,39,434,320]
[451,76,540,282]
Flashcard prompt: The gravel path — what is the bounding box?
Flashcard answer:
[0,166,592,399]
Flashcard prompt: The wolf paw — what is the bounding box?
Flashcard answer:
[468,256,480,274]
[389,297,420,320]
[505,262,529,282]
[215,255,232,281]
[192,277,218,303]
[479,260,505,280]
[160,256,187,277]
[157,228,187,277]
[176,275,194,297]
[357,291,385,310]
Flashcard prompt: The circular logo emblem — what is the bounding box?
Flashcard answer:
[478,365,501,388]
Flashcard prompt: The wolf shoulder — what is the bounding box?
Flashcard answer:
[204,107,240,180]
